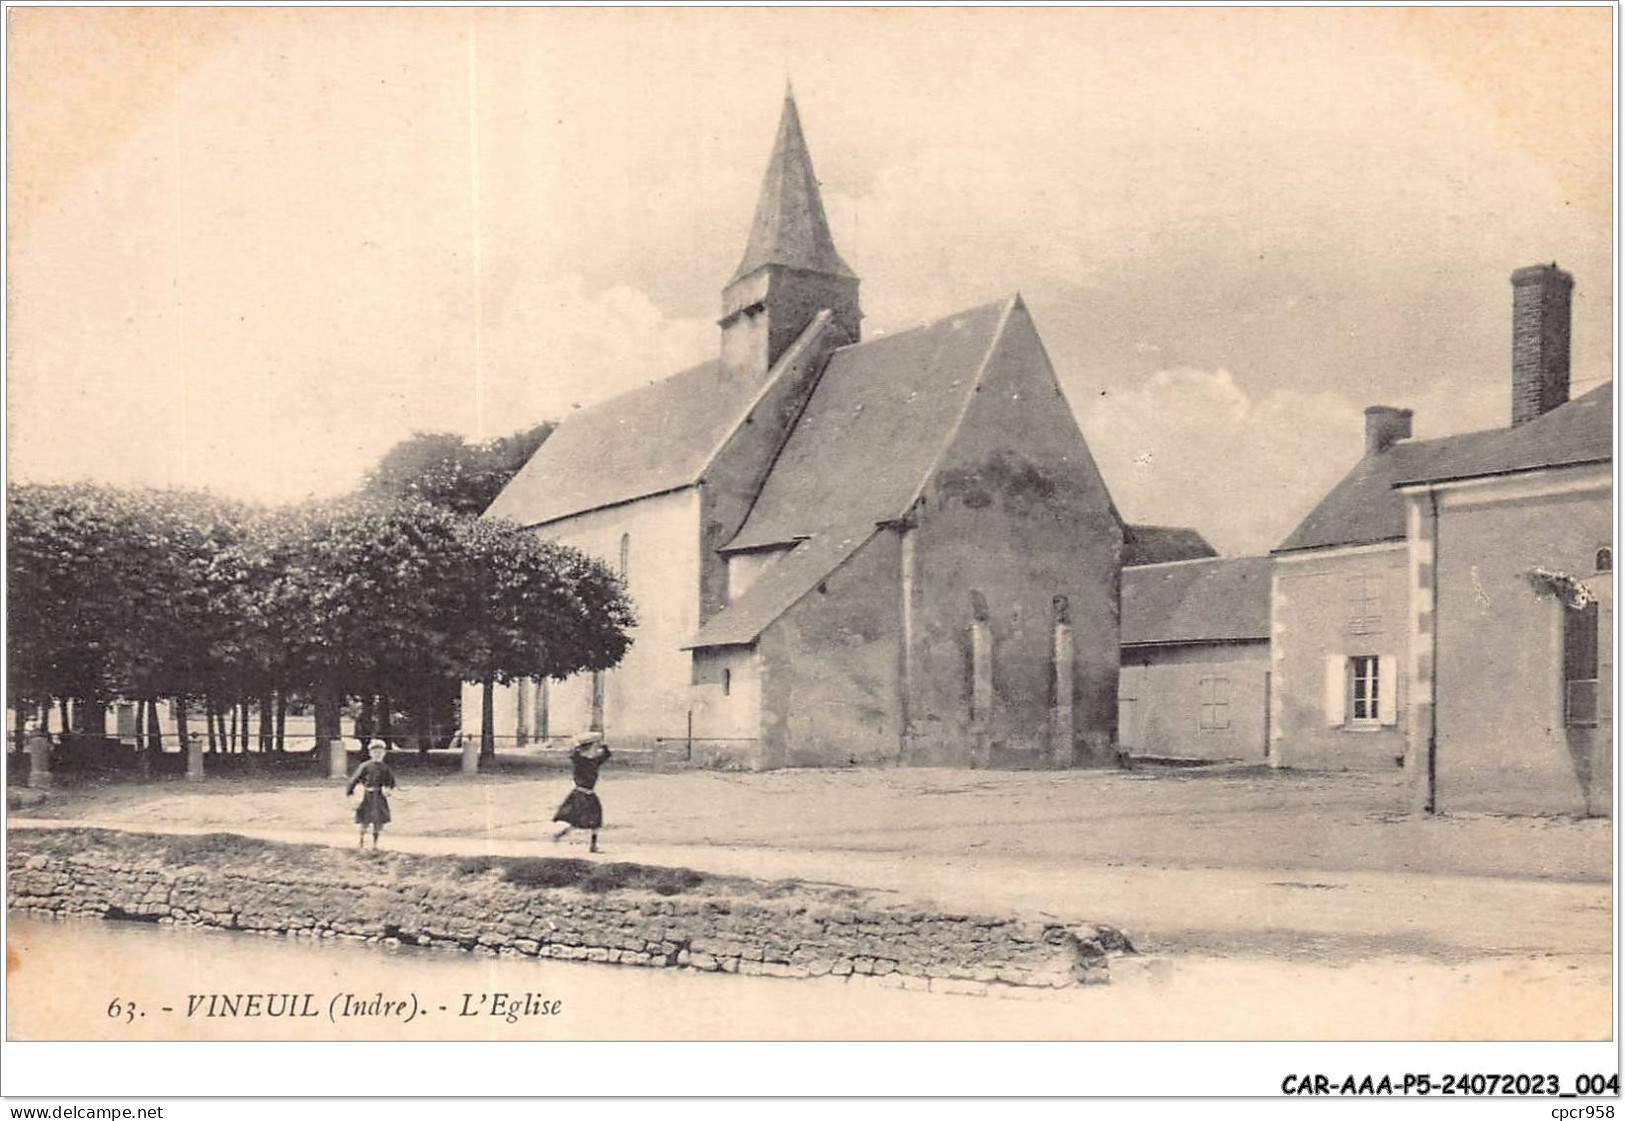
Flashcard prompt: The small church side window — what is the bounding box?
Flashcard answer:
[1596,546,1612,574]
[619,533,631,580]
[723,669,732,697]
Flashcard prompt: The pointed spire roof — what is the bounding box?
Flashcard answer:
[729,90,855,285]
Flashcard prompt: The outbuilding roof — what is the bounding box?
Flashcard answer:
[1121,555,1273,647]
[1123,524,1218,567]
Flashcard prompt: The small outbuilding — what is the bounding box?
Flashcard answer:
[1119,554,1272,762]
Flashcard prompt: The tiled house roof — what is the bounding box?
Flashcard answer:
[1275,383,1613,554]
[1121,555,1272,646]
[1392,381,1612,486]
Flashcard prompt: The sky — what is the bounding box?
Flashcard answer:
[7,7,1613,555]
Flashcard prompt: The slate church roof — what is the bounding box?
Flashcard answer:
[484,358,758,527]
[685,522,877,650]
[725,296,1015,551]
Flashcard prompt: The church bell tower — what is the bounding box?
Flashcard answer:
[719,90,862,377]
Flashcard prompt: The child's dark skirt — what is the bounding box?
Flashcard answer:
[355,790,391,827]
[553,788,603,830]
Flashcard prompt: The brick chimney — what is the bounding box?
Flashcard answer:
[1364,405,1413,456]
[1510,263,1573,426]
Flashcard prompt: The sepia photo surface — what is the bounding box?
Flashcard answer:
[3,5,1617,1095]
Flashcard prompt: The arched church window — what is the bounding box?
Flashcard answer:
[619,533,631,579]
[1596,546,1612,574]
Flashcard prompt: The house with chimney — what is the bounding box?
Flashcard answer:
[1269,264,1612,815]
[468,92,1131,770]
[1397,267,1612,815]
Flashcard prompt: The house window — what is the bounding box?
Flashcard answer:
[1346,574,1384,634]
[1349,655,1380,724]
[1596,547,1612,574]
[1199,677,1230,730]
[1564,601,1600,727]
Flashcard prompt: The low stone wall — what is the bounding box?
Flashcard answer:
[7,829,1130,994]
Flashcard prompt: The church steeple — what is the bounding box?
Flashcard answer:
[729,89,855,285]
[720,89,861,377]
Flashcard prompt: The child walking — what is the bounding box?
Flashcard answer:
[552,732,611,853]
[346,742,396,851]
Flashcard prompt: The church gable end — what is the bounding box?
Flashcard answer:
[907,297,1126,766]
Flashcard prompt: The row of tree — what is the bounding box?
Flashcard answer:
[7,480,634,758]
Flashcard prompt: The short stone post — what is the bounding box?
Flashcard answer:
[327,736,347,780]
[185,732,205,782]
[26,732,52,789]
[461,733,480,775]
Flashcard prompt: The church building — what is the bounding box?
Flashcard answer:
[468,91,1129,770]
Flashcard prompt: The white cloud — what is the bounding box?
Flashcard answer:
[479,274,715,433]
[1079,367,1364,556]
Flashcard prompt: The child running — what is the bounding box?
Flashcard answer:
[552,732,611,853]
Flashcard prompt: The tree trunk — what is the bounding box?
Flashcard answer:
[480,676,495,759]
[79,696,107,737]
[414,684,432,754]
[146,698,163,753]
[275,692,287,752]
[379,693,393,750]
[259,692,273,753]
[357,693,375,748]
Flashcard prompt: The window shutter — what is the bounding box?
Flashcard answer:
[1324,655,1345,727]
[1378,654,1398,725]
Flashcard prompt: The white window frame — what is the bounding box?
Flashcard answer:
[1348,655,1380,725]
